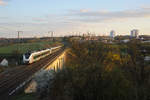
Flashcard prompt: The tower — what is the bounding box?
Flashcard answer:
[131,29,139,38]
[110,30,116,38]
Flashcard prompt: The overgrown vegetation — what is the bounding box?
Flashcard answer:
[36,40,150,100]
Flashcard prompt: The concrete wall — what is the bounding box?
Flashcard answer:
[45,50,67,71]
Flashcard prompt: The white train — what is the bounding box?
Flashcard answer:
[23,46,62,64]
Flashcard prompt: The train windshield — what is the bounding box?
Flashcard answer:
[25,52,31,59]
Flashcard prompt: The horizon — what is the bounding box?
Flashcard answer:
[0,33,150,39]
[0,0,150,38]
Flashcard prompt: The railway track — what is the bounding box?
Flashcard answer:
[0,48,65,100]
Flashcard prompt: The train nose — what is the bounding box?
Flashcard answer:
[23,58,30,64]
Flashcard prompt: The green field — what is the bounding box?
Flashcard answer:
[12,93,35,100]
[0,41,55,54]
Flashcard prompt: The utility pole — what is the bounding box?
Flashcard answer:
[17,31,22,43]
[17,31,22,51]
[48,31,54,42]
[52,31,54,42]
[16,31,22,65]
[51,31,54,38]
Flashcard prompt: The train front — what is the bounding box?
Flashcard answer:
[23,52,31,64]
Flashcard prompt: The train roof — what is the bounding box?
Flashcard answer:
[31,49,50,55]
[23,45,62,55]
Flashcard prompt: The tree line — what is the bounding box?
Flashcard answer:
[37,40,150,100]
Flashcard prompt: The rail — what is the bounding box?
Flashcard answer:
[0,48,65,99]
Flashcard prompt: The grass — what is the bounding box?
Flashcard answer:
[0,41,54,54]
[12,93,36,100]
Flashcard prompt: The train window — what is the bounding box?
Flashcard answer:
[25,53,31,59]
[34,51,50,59]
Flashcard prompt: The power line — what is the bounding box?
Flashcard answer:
[17,31,23,41]
[0,26,16,31]
[17,31,23,52]
[48,31,54,41]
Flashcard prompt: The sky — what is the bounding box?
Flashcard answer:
[0,0,150,38]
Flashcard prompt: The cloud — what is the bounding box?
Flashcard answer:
[32,18,47,22]
[0,0,7,6]
[1,6,150,37]
[67,7,150,23]
[0,0,10,6]
[0,17,8,19]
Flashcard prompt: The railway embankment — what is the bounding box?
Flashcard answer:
[0,48,67,100]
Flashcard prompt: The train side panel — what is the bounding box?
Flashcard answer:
[23,46,62,64]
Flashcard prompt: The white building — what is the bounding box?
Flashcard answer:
[0,59,8,66]
[131,29,139,38]
[110,30,116,38]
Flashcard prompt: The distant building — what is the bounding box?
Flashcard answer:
[83,33,98,41]
[131,29,139,38]
[110,30,116,38]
